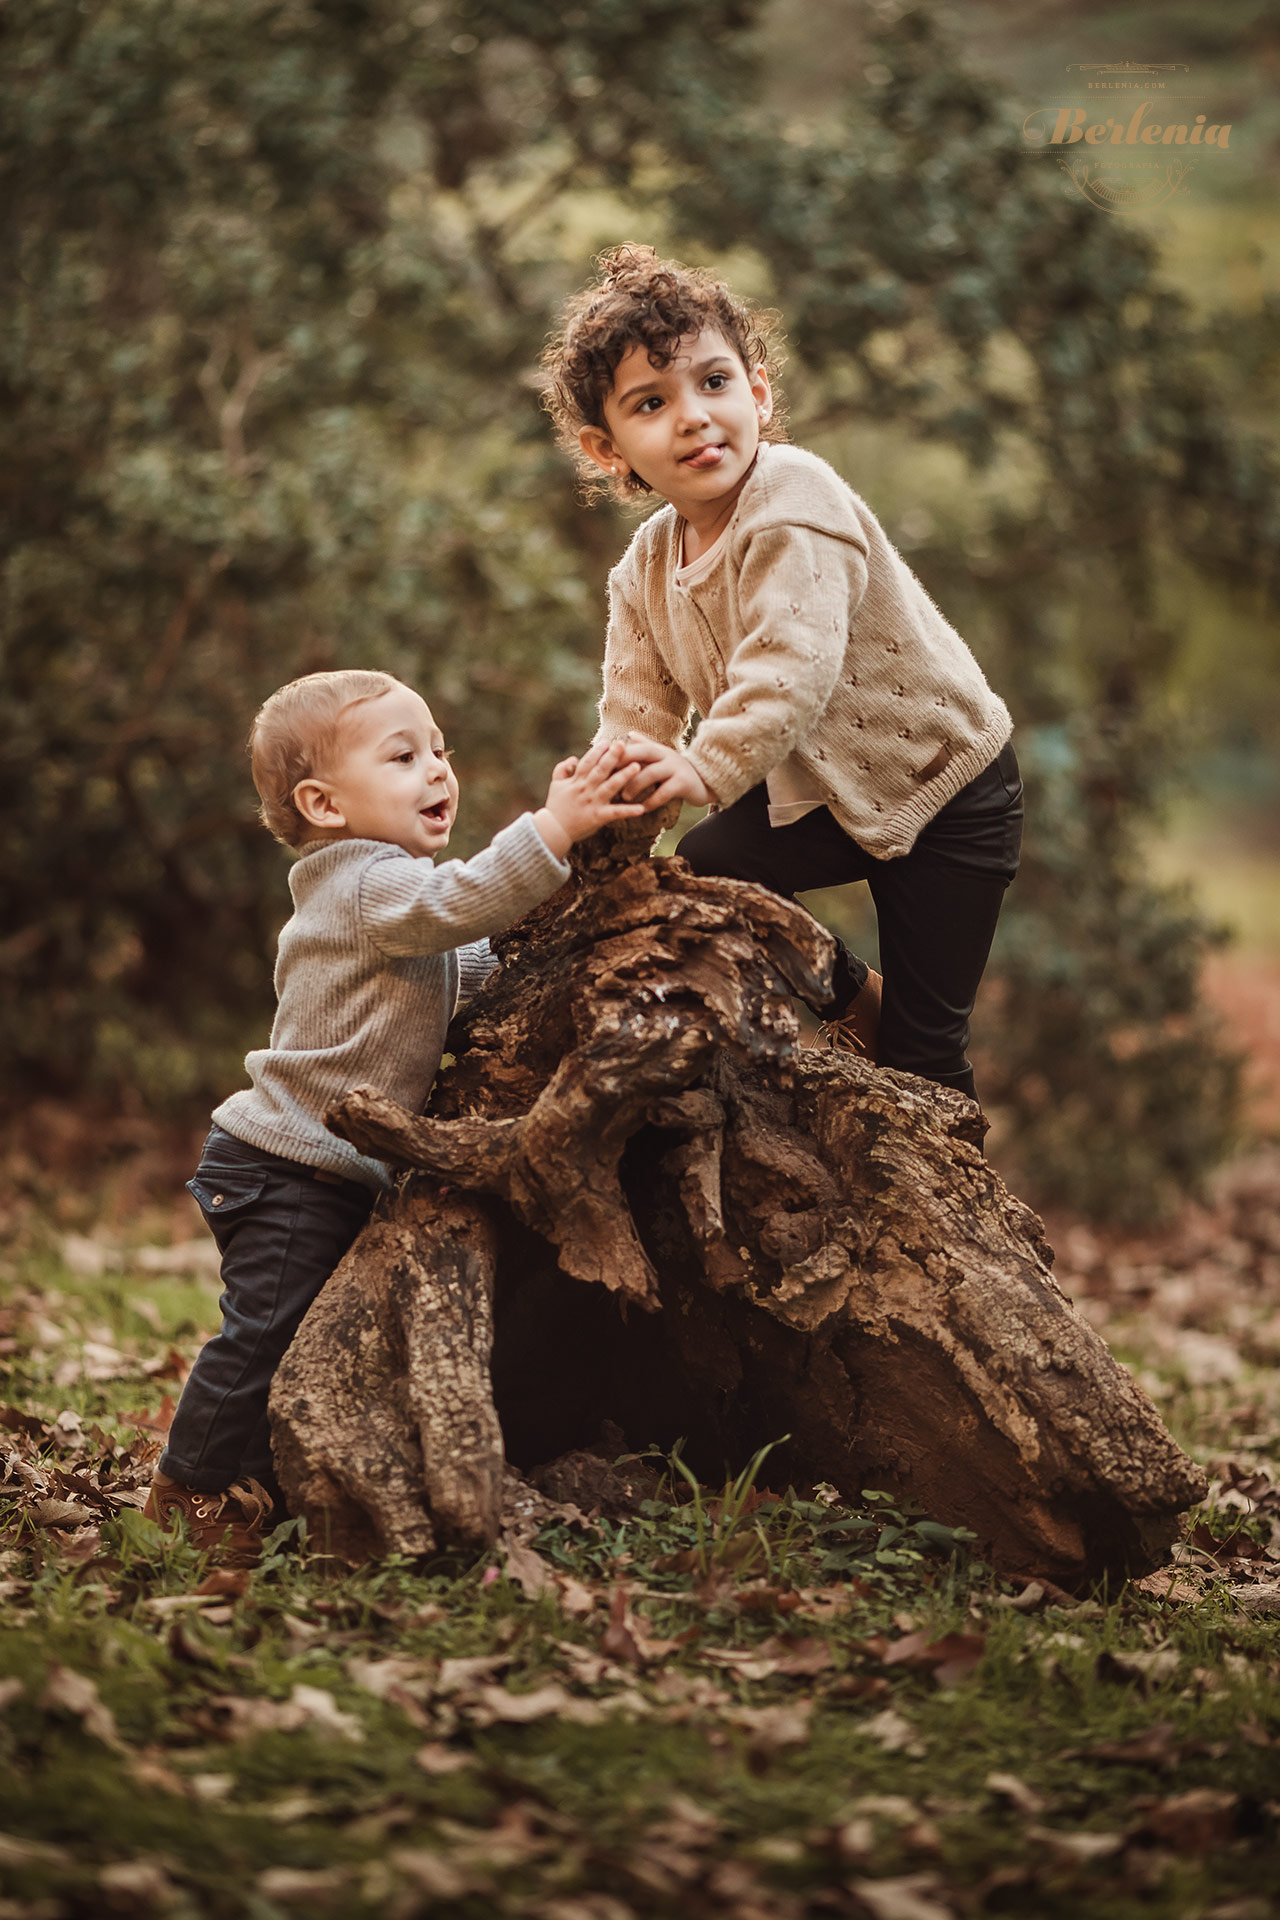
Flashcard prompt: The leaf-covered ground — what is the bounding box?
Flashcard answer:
[2,1148,1280,1919]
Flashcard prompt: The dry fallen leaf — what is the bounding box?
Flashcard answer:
[598,1586,686,1666]
[128,1750,188,1796]
[884,1629,985,1686]
[99,1859,178,1910]
[467,1681,581,1726]
[758,1633,833,1676]
[860,1708,926,1757]
[1141,1787,1238,1852]
[725,1699,811,1766]
[391,1847,478,1900]
[40,1664,126,1752]
[1083,1720,1181,1769]
[189,1774,234,1803]
[847,1795,921,1825]
[850,1870,954,1920]
[701,1645,788,1682]
[29,1496,95,1527]
[209,1684,364,1742]
[644,1793,720,1851]
[256,1864,352,1905]
[794,1584,853,1619]
[553,1638,614,1686]
[344,1654,428,1700]
[986,1771,1046,1816]
[415,1741,474,1775]
[992,1581,1047,1613]
[1231,1584,1280,1616]
[502,1532,555,1598]
[649,1672,731,1715]
[436,1653,510,1694]
[193,1568,249,1599]
[1131,1569,1204,1603]
[621,1837,704,1895]
[555,1574,599,1618]
[1096,1647,1181,1688]
[433,1805,553,1872]
[1026,1824,1124,1864]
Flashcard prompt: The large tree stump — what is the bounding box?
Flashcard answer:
[269,810,1206,1588]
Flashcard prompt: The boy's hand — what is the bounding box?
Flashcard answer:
[533,740,647,859]
[619,732,715,811]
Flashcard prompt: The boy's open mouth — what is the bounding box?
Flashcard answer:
[420,800,450,825]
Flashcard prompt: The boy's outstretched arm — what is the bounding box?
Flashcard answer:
[533,739,647,858]
[618,733,717,812]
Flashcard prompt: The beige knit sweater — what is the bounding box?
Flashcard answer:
[595,442,1012,860]
[213,817,570,1190]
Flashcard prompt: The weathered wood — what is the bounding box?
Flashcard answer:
[270,807,1206,1587]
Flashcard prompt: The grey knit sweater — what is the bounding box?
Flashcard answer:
[596,442,1012,860]
[213,814,570,1191]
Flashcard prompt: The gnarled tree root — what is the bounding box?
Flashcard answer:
[270,813,1205,1588]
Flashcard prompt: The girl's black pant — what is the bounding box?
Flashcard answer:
[677,741,1024,1103]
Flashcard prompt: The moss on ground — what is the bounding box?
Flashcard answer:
[2,1217,1279,1920]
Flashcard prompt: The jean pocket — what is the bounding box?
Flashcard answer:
[187,1166,268,1220]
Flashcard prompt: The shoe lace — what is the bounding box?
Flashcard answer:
[815,1012,872,1058]
[193,1478,273,1526]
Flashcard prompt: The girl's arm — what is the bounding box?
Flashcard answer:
[683,521,867,809]
[594,568,692,749]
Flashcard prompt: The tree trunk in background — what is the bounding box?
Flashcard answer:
[270,810,1206,1589]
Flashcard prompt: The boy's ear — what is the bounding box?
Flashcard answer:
[293,778,347,832]
[579,424,630,480]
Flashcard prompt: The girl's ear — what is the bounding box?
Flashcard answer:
[293,778,347,832]
[751,364,774,426]
[579,423,630,480]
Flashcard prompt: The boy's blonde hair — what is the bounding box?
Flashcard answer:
[541,243,787,499]
[251,669,406,848]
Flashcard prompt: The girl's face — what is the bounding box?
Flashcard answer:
[579,327,773,527]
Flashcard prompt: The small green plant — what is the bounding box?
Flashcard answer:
[666,1436,790,1579]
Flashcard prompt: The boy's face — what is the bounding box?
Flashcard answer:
[579,326,772,524]
[293,685,459,858]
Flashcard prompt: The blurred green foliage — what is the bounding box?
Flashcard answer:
[3,0,1277,1216]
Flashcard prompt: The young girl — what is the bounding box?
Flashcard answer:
[542,245,1023,1103]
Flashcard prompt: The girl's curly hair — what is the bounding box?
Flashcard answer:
[541,243,787,500]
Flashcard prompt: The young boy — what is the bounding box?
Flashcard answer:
[145,669,642,1562]
[542,244,1023,1101]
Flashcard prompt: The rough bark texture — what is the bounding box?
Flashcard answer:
[269,809,1206,1587]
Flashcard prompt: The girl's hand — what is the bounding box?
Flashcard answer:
[619,732,714,811]
[533,740,646,858]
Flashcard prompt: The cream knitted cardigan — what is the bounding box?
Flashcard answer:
[595,442,1012,860]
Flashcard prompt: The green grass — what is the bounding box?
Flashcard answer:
[2,1230,1279,1920]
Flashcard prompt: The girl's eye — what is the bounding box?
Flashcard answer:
[636,395,662,413]
[705,372,728,390]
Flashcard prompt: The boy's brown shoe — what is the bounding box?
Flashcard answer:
[143,1470,274,1567]
[813,968,882,1064]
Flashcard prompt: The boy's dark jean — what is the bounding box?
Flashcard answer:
[161,1126,375,1500]
[678,741,1024,1103]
